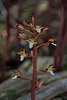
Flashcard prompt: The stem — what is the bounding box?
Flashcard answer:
[54,0,66,71]
[1,0,10,82]
[58,28,67,71]
[36,43,47,49]
[18,76,32,80]
[31,33,37,100]
[17,0,23,49]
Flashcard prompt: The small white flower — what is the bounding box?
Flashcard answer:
[51,42,57,46]
[36,28,41,33]
[12,75,17,79]
[29,43,34,49]
[49,70,55,75]
[20,55,24,61]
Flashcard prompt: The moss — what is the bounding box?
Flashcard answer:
[0,23,5,31]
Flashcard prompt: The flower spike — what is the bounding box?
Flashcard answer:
[37,64,56,75]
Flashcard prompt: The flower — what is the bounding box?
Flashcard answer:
[12,70,32,80]
[48,39,57,46]
[35,79,46,91]
[12,70,21,79]
[29,39,37,49]
[17,49,28,61]
[35,25,44,33]
[37,64,56,75]
[45,64,56,75]
[26,38,38,49]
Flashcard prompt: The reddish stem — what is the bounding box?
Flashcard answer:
[36,43,47,49]
[6,0,10,38]
[1,0,10,82]
[54,0,66,71]
[58,28,67,70]
[18,76,32,80]
[31,33,37,100]
[17,0,23,49]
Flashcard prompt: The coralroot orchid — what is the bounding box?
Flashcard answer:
[35,25,44,33]
[12,14,56,100]
[48,39,57,46]
[25,38,38,49]
[37,64,56,75]
[12,70,32,80]
[45,39,56,46]
[17,49,28,61]
[35,79,46,91]
[12,70,21,79]
[36,38,56,48]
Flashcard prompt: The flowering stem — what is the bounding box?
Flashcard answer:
[31,33,37,100]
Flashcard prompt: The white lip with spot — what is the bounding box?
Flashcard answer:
[20,55,24,61]
[49,70,54,75]
[29,43,34,49]
[36,28,41,33]
[51,42,57,46]
[12,75,17,79]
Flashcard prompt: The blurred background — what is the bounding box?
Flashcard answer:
[0,0,67,100]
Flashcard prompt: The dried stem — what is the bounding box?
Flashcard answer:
[54,0,66,71]
[1,0,10,82]
[58,28,67,71]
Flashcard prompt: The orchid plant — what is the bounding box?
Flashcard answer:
[12,14,56,100]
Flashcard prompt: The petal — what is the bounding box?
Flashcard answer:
[12,75,17,79]
[49,70,55,75]
[36,29,41,33]
[29,43,33,49]
[20,55,24,61]
[51,43,57,46]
